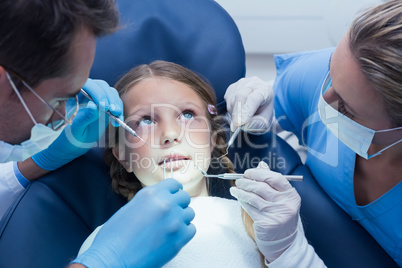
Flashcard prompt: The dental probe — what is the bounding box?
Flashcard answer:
[194,164,303,181]
[170,159,173,178]
[217,126,242,160]
[227,126,241,149]
[80,88,151,148]
[163,159,167,180]
[163,159,174,180]
[204,173,303,181]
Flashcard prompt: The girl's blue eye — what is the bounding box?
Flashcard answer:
[138,116,154,127]
[180,110,195,120]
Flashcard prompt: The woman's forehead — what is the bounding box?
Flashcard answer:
[330,35,391,127]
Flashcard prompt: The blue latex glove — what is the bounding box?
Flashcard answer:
[32,79,123,170]
[72,179,196,268]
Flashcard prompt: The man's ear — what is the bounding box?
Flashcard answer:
[112,146,133,173]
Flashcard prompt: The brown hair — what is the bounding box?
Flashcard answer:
[0,0,119,88]
[349,0,402,126]
[105,60,265,266]
[105,60,234,199]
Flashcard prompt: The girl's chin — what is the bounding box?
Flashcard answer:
[169,171,204,185]
[182,179,209,197]
[163,164,203,179]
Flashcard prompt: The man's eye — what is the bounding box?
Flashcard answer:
[180,110,195,120]
[53,100,67,112]
[138,116,154,127]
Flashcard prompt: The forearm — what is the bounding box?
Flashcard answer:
[17,157,50,181]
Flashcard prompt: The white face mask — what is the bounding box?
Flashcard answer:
[318,73,402,160]
[0,124,64,162]
[0,71,68,163]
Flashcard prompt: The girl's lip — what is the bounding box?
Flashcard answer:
[161,159,190,172]
[158,155,191,165]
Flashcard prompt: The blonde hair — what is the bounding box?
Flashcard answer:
[349,0,402,126]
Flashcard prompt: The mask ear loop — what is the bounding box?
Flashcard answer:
[369,129,402,158]
[5,71,37,125]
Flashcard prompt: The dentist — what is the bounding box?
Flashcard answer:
[227,1,402,266]
[0,1,195,268]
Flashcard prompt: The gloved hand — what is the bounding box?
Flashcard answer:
[224,76,274,134]
[230,161,301,263]
[31,79,123,170]
[72,179,196,268]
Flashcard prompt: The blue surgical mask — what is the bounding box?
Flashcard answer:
[318,73,402,160]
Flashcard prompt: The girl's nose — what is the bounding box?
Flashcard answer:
[160,120,182,146]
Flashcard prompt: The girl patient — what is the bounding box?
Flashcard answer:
[78,60,265,267]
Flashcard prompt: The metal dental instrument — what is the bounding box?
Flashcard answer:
[217,126,241,160]
[80,88,151,148]
[163,159,167,180]
[227,126,241,149]
[170,159,173,178]
[163,159,174,180]
[194,164,303,181]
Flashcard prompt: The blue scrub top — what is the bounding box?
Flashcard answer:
[273,48,402,265]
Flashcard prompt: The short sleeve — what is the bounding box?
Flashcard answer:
[273,48,335,140]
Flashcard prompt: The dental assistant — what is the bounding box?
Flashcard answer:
[227,1,402,267]
[0,1,195,268]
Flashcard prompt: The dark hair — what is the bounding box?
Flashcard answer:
[0,0,119,87]
[104,60,234,200]
[349,0,402,126]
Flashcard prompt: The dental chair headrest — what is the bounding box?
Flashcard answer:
[90,0,246,107]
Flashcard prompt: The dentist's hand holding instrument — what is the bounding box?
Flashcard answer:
[230,161,303,264]
[194,164,303,181]
[79,87,151,147]
[73,178,196,268]
[31,79,124,170]
[225,76,275,134]
[28,78,195,268]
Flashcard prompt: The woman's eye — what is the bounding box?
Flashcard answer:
[138,116,154,127]
[180,110,195,120]
[338,101,347,114]
[338,101,354,119]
